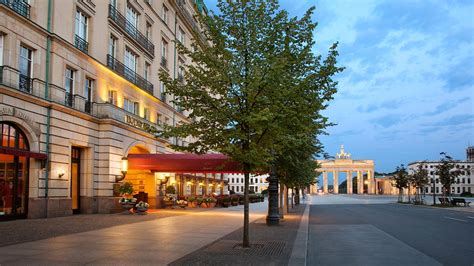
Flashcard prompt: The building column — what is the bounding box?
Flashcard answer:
[357,170,363,194]
[333,170,338,194]
[368,170,375,194]
[323,171,328,194]
[347,171,352,194]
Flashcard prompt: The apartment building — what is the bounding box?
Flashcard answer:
[0,0,212,220]
[225,174,269,194]
[407,146,474,195]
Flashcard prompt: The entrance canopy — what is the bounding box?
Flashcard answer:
[0,147,47,159]
[127,153,243,173]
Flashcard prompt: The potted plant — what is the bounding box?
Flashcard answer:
[207,197,217,208]
[163,195,175,208]
[176,199,188,209]
[187,197,197,208]
[197,197,205,208]
[135,201,149,214]
[222,196,231,207]
[118,182,136,212]
[165,185,176,195]
[231,196,239,206]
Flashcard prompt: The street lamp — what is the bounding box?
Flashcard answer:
[115,157,128,182]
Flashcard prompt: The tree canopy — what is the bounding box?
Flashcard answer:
[159,0,342,247]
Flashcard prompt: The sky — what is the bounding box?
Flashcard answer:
[204,0,474,173]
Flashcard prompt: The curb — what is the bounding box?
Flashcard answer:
[288,196,311,266]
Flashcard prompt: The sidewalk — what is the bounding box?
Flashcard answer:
[0,203,267,265]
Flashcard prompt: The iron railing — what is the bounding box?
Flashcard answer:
[65,92,74,107]
[85,101,92,113]
[74,35,88,53]
[108,4,154,57]
[176,0,207,44]
[0,0,30,19]
[106,54,154,95]
[18,74,32,93]
[177,73,184,82]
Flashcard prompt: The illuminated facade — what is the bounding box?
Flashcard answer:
[0,0,212,219]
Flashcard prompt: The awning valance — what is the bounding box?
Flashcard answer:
[127,153,243,173]
[0,147,48,159]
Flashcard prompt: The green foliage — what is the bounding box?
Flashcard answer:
[165,185,176,194]
[392,165,409,202]
[158,0,342,247]
[435,153,461,197]
[119,181,134,195]
[410,163,429,203]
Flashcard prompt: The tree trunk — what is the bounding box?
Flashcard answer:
[243,163,250,248]
[291,188,294,209]
[284,186,289,214]
[279,184,284,218]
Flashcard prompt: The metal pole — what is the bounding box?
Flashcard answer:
[432,177,435,205]
[266,163,279,226]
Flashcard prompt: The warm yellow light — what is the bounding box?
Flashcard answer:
[199,182,204,186]
[121,157,128,173]
[187,181,192,185]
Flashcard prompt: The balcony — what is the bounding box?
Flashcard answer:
[177,73,184,83]
[74,35,88,54]
[175,0,207,44]
[107,54,154,95]
[108,4,154,57]
[0,65,89,112]
[0,0,30,19]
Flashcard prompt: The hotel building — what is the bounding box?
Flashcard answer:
[0,0,225,220]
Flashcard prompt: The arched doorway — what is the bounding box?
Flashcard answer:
[0,122,29,220]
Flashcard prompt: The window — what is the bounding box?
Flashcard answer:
[161,39,168,69]
[178,27,185,44]
[110,0,117,8]
[457,187,460,193]
[75,10,88,40]
[162,5,169,24]
[125,48,137,72]
[126,5,138,28]
[84,78,93,113]
[160,82,166,101]
[0,35,3,66]
[65,68,75,106]
[232,178,234,183]
[109,35,117,58]
[241,186,243,192]
[462,178,465,184]
[19,45,33,92]
[107,90,117,105]
[156,113,162,125]
[231,186,234,192]
[144,62,150,81]
[468,178,471,184]
[143,107,150,120]
[124,98,138,115]
[177,58,184,81]
[146,22,152,40]
[164,117,170,125]
[241,178,243,183]
[436,187,439,193]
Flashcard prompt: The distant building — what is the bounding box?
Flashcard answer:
[407,146,473,195]
[225,174,268,194]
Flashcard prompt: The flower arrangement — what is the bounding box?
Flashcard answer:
[177,199,188,208]
[119,181,134,196]
[163,195,176,202]
[136,201,149,208]
[187,197,197,208]
[119,197,137,204]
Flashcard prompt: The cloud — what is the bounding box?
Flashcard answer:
[371,114,404,128]
[425,97,470,116]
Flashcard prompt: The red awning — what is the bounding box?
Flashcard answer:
[127,153,243,173]
[0,147,48,159]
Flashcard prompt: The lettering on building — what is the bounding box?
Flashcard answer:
[125,115,161,136]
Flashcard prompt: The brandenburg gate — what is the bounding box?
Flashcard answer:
[312,145,375,194]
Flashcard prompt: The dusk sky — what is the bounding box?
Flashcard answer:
[204,0,474,173]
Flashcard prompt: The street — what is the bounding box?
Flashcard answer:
[308,195,474,266]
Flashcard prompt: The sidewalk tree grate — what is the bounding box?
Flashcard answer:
[205,240,286,257]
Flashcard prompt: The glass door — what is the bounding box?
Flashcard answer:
[71,147,81,214]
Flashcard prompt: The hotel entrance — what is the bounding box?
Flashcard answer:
[71,147,81,214]
[0,122,29,220]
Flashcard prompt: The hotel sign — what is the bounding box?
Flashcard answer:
[125,115,161,136]
[0,106,41,135]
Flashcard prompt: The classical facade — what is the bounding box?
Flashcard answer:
[407,146,474,195]
[311,145,375,194]
[0,0,215,220]
[225,174,269,194]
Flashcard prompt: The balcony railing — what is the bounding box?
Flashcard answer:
[74,35,88,54]
[108,4,154,57]
[107,54,154,95]
[0,65,88,112]
[176,0,207,44]
[0,0,30,19]
[177,73,184,83]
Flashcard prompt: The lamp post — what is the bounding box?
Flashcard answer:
[266,163,279,226]
[115,157,128,182]
[432,177,436,205]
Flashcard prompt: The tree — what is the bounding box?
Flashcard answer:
[435,153,461,200]
[159,0,341,247]
[410,163,429,204]
[392,164,409,203]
